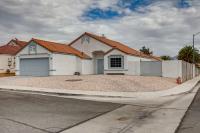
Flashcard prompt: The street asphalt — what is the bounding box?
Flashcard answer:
[176,86,200,133]
[0,90,121,133]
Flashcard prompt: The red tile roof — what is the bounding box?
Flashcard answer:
[149,55,162,61]
[0,39,27,55]
[15,40,27,47]
[31,38,91,59]
[69,32,161,61]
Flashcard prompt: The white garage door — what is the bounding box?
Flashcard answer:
[20,58,49,77]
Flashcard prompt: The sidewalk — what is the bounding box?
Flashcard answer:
[61,80,200,133]
[0,76,199,100]
[176,83,200,133]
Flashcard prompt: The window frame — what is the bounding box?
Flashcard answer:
[81,35,90,44]
[108,55,124,69]
[29,44,37,54]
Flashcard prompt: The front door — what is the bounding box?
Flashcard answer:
[97,59,104,74]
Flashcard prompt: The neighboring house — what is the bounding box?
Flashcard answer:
[69,32,161,75]
[15,38,91,76]
[16,32,160,76]
[0,39,27,73]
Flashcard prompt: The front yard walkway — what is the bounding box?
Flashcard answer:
[0,75,177,92]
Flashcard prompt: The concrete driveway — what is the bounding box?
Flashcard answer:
[0,90,121,133]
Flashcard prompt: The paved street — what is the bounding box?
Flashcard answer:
[0,80,199,133]
[0,90,121,133]
[176,86,200,133]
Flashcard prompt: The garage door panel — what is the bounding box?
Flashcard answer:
[20,58,49,77]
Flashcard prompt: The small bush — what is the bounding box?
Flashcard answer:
[6,69,10,74]
[74,72,80,76]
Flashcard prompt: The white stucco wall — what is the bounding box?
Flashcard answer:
[15,56,20,75]
[81,59,94,75]
[76,57,82,74]
[75,58,94,75]
[0,54,15,73]
[70,35,112,57]
[51,54,78,75]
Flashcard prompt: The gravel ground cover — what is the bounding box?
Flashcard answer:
[0,75,177,92]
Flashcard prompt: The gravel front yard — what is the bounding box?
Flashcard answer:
[0,75,177,92]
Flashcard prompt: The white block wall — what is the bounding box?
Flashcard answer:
[162,60,182,78]
[127,55,153,75]
[128,61,141,75]
[162,60,195,82]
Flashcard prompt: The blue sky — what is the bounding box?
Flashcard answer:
[177,0,191,8]
[83,0,192,21]
[0,0,199,56]
[82,7,122,20]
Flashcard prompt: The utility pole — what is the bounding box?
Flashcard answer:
[193,34,195,65]
[192,32,200,77]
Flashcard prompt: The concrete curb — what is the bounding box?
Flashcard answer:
[0,76,199,99]
[174,83,200,133]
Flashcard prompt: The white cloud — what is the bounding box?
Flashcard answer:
[0,0,200,56]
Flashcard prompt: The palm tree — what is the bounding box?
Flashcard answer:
[160,55,171,60]
[177,45,200,63]
[140,46,153,55]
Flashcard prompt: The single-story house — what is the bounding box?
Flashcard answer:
[69,32,161,75]
[0,39,27,73]
[16,32,160,76]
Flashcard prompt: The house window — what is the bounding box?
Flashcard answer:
[109,55,124,69]
[29,44,36,54]
[81,36,90,44]
[8,57,12,68]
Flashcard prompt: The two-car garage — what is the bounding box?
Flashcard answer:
[20,58,49,77]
